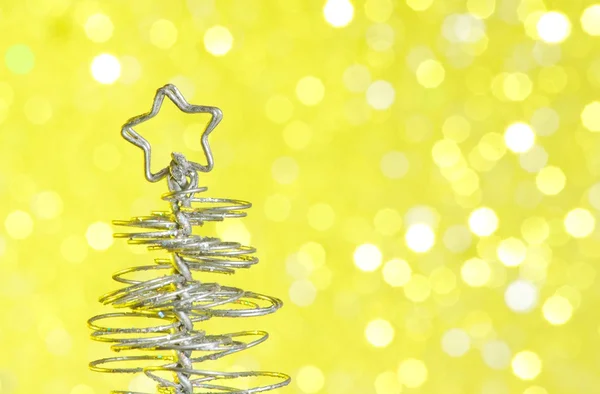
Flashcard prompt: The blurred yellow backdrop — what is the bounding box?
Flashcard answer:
[2,0,600,393]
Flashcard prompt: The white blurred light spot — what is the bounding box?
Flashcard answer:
[581,5,600,36]
[382,259,412,287]
[441,328,471,357]
[365,319,395,347]
[497,237,527,267]
[84,13,114,43]
[85,221,113,251]
[468,207,499,236]
[90,53,121,84]
[505,122,535,153]
[482,340,512,370]
[4,210,34,239]
[461,257,491,287]
[542,295,573,325]
[380,151,409,179]
[271,156,299,184]
[512,351,542,380]
[442,13,486,43]
[204,25,233,56]
[505,280,538,313]
[289,280,317,307]
[405,223,435,253]
[366,80,395,110]
[323,0,354,27]
[537,12,571,43]
[353,243,383,272]
[564,208,595,238]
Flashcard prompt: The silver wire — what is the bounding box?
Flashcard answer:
[88,84,290,393]
[121,84,223,182]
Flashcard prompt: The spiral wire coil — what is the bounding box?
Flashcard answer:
[88,84,290,393]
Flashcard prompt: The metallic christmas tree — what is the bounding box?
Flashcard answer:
[88,84,290,393]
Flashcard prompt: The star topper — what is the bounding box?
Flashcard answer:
[121,84,223,183]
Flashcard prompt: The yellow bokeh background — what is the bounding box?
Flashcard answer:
[2,0,600,393]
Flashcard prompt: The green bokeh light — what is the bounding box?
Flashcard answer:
[4,44,35,75]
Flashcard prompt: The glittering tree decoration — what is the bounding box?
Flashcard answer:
[88,84,290,393]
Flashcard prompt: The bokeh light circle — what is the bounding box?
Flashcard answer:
[90,53,121,84]
[405,223,435,253]
[204,26,233,56]
[535,166,566,195]
[366,80,395,110]
[296,76,325,106]
[505,123,535,153]
[581,5,600,36]
[482,340,512,370]
[289,280,317,307]
[564,208,595,238]
[150,19,178,49]
[441,328,471,357]
[323,0,354,27]
[365,319,395,347]
[511,351,542,380]
[296,365,325,393]
[416,59,445,88]
[4,4,600,393]
[542,295,573,325]
[505,280,538,313]
[497,237,527,267]
[397,359,428,388]
[380,151,409,179]
[353,243,383,272]
[31,191,63,219]
[461,257,491,287]
[382,259,412,287]
[581,101,600,132]
[403,274,431,302]
[4,210,34,239]
[374,371,402,394]
[536,12,571,43]
[84,14,114,43]
[85,222,113,251]
[5,44,35,74]
[469,207,499,236]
